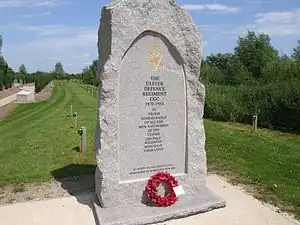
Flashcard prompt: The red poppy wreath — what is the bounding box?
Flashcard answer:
[146,172,179,207]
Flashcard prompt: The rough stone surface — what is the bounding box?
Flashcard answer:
[94,0,225,223]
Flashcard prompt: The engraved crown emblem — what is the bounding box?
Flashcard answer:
[148,43,162,71]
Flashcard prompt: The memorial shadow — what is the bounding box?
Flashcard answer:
[141,190,153,207]
[72,146,80,152]
[95,170,154,207]
[51,164,96,208]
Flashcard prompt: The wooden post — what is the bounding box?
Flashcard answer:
[80,126,86,153]
[75,114,77,129]
[73,112,77,129]
[70,105,73,117]
[252,115,258,132]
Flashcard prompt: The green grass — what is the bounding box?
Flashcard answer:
[205,120,300,219]
[0,81,97,185]
[0,80,299,219]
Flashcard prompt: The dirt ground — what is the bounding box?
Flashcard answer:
[0,175,94,205]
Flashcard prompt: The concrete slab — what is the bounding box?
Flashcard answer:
[92,186,225,225]
[0,175,298,225]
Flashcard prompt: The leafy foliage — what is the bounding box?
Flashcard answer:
[202,31,300,133]
[19,64,27,76]
[53,61,69,80]
[0,57,13,90]
[292,40,300,60]
[0,35,2,56]
[78,59,100,86]
[234,31,279,79]
[34,71,54,93]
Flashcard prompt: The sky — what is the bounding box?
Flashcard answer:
[0,0,300,73]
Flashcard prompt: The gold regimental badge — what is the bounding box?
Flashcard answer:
[148,43,162,71]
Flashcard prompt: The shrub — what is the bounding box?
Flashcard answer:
[204,80,300,133]
[34,73,53,93]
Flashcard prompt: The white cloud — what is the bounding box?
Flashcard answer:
[25,28,97,49]
[197,24,221,32]
[3,24,98,73]
[0,0,62,8]
[252,0,274,4]
[181,3,239,13]
[219,9,300,38]
[182,4,205,10]
[21,12,52,18]
[253,9,300,36]
[68,53,91,59]
[18,25,86,36]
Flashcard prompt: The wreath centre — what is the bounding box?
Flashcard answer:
[145,171,179,207]
[156,182,170,196]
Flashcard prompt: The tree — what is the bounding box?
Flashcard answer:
[0,60,5,90]
[81,59,99,86]
[206,53,246,85]
[53,61,67,80]
[89,59,98,73]
[292,40,300,60]
[0,36,16,89]
[18,64,27,84]
[19,64,27,76]
[234,31,279,79]
[0,35,5,90]
[261,56,299,83]
[54,61,64,74]
[200,60,224,84]
[0,35,2,56]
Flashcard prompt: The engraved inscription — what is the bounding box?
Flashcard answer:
[119,34,186,181]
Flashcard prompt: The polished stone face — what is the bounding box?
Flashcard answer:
[119,34,187,181]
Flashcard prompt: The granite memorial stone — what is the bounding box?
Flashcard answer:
[93,0,226,224]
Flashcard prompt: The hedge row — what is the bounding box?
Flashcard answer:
[204,80,300,133]
[35,73,53,93]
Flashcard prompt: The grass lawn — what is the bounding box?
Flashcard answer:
[0,80,299,219]
[206,120,300,219]
[0,81,97,185]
